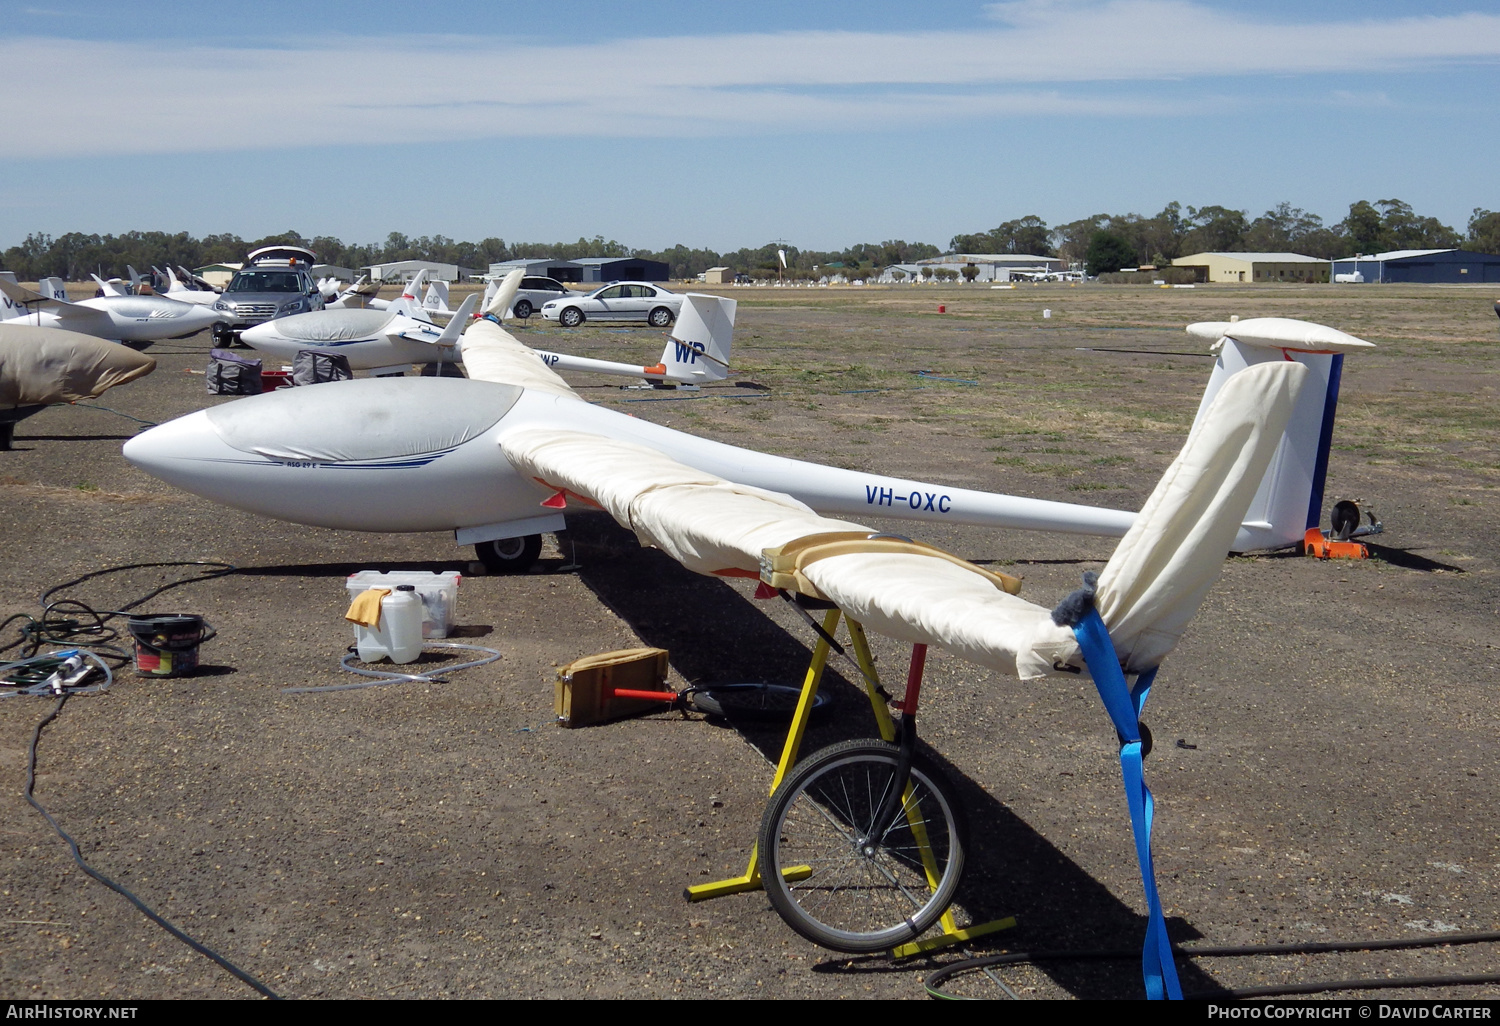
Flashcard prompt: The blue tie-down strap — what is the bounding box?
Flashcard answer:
[1073,607,1182,1000]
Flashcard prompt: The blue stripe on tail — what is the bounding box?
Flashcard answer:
[1305,354,1343,531]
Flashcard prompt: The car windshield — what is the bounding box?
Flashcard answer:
[227,271,304,293]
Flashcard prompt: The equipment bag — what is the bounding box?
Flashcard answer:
[292,349,353,386]
[206,349,264,395]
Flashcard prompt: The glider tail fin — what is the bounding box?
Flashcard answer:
[0,271,24,320]
[434,293,478,346]
[1185,318,1375,551]
[657,294,735,383]
[39,277,68,302]
[390,269,429,318]
[423,279,451,315]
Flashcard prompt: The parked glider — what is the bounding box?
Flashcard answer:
[1,322,156,448]
[154,266,218,306]
[0,276,219,343]
[238,270,735,386]
[239,292,479,374]
[123,309,1371,570]
[119,310,1383,990]
[324,274,387,310]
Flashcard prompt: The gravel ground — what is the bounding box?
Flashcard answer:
[0,284,1496,1000]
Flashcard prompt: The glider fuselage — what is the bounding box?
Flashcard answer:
[122,377,1138,541]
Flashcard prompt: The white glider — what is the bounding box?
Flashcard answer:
[239,292,479,375]
[123,311,1371,573]
[0,276,220,343]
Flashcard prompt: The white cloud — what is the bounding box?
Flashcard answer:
[4,2,1498,156]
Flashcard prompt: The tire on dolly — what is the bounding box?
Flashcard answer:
[757,738,966,953]
[473,534,543,573]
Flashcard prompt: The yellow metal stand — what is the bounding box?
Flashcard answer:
[685,609,1016,957]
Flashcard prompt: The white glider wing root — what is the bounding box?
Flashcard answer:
[499,427,867,576]
[460,316,582,400]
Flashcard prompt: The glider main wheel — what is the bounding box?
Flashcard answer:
[759,739,966,953]
[474,534,543,574]
[559,307,585,328]
[513,299,533,319]
[647,306,674,328]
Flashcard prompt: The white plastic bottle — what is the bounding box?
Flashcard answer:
[355,585,424,665]
[382,586,424,665]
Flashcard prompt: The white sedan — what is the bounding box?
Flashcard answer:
[540,281,684,327]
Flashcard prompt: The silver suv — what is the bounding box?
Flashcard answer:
[212,246,325,347]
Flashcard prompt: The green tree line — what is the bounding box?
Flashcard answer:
[953,201,1500,275]
[5,200,1498,282]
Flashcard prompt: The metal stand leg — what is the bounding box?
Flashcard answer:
[684,608,840,902]
[686,611,1016,957]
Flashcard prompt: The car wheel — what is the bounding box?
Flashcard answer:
[648,306,673,328]
[559,307,584,328]
[513,299,533,319]
[474,534,542,574]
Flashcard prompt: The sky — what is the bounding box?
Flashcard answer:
[3,0,1498,254]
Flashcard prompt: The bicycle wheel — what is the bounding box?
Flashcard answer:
[759,739,966,953]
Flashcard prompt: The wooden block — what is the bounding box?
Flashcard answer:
[555,647,670,728]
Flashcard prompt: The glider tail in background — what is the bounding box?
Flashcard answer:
[1185,318,1375,551]
[388,269,429,319]
[422,279,451,315]
[654,293,735,383]
[0,274,25,321]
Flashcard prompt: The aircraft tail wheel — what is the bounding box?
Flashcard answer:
[1330,499,1361,541]
[474,534,542,573]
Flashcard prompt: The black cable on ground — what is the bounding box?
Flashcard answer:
[923,931,1500,1000]
[8,559,278,998]
[67,403,158,428]
[24,695,280,999]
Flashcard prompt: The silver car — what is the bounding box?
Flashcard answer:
[540,281,683,327]
[509,276,574,320]
[212,265,325,346]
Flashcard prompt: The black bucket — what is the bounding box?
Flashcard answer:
[127,614,215,678]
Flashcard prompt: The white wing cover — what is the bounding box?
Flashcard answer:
[460,317,582,401]
[500,361,1307,683]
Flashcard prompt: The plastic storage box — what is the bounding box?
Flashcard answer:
[346,570,462,640]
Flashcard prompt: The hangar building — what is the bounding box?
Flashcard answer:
[1330,249,1500,284]
[1171,252,1327,283]
[572,257,670,283]
[362,260,484,283]
[487,258,585,283]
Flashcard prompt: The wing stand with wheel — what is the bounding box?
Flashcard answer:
[498,349,1309,990]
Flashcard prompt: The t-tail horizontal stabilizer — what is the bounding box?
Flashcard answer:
[397,293,478,346]
[1185,318,1375,551]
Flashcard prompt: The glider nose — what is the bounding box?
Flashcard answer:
[123,408,222,483]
